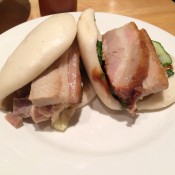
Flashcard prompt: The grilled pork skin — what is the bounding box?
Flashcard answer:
[102,22,149,112]
[140,29,168,98]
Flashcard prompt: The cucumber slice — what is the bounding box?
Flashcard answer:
[152,40,172,66]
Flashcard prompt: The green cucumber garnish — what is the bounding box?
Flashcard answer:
[152,40,174,77]
[152,40,172,66]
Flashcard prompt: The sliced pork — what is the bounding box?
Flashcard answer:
[27,40,82,124]
[5,41,82,128]
[5,113,23,128]
[29,40,82,107]
[140,29,168,98]
[5,97,31,128]
[29,104,66,123]
[102,22,149,112]
[13,97,32,118]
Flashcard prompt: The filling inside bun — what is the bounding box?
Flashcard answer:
[0,13,96,130]
[77,8,175,115]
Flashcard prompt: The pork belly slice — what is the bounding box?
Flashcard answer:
[140,29,168,98]
[5,113,23,128]
[5,97,32,128]
[9,97,31,120]
[5,97,58,126]
[102,22,149,111]
[13,97,32,118]
[29,104,66,123]
[68,41,82,104]
[29,41,82,107]
[29,105,52,123]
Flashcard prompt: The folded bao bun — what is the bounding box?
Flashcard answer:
[0,13,77,101]
[0,13,96,130]
[77,8,175,112]
[77,9,122,110]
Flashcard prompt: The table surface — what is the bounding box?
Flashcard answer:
[0,0,175,35]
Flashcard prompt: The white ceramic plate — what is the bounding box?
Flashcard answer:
[0,12,175,175]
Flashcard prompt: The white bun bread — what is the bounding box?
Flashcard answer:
[77,8,122,110]
[0,13,77,100]
[77,8,175,111]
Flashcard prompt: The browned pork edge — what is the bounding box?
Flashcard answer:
[140,29,168,98]
[102,22,149,114]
